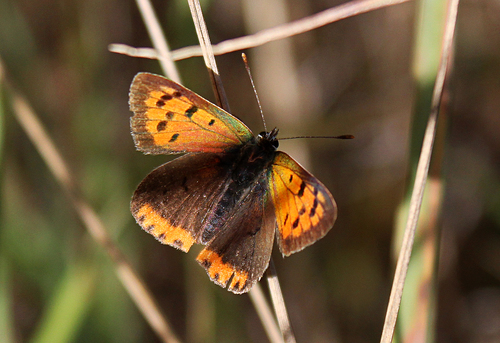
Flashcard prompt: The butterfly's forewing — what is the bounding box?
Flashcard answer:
[196,178,276,294]
[131,152,232,252]
[269,152,337,256]
[129,73,253,154]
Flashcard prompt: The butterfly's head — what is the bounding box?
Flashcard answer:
[257,128,279,151]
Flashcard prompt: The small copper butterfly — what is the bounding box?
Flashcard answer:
[129,73,337,294]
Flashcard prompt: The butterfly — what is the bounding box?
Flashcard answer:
[129,72,337,294]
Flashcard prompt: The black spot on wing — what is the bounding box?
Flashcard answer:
[156,99,165,107]
[298,181,306,197]
[208,119,215,126]
[249,226,260,236]
[173,91,182,98]
[284,213,289,226]
[200,259,211,269]
[292,217,299,229]
[173,239,184,249]
[310,198,318,217]
[161,94,173,101]
[181,176,189,192]
[157,121,167,132]
[166,111,174,119]
[169,133,179,142]
[185,105,198,118]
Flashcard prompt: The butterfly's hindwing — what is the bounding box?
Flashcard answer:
[131,152,233,251]
[129,73,253,154]
[269,152,337,256]
[196,177,276,294]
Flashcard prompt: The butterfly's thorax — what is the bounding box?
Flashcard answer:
[200,130,279,244]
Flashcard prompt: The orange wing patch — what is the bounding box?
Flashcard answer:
[269,152,337,256]
[197,249,249,293]
[129,73,253,154]
[134,203,196,252]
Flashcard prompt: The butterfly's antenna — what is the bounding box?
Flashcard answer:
[280,135,355,140]
[242,53,267,132]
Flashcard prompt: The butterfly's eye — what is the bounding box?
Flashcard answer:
[257,131,279,150]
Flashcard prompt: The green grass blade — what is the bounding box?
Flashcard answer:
[0,257,15,343]
[30,263,96,343]
[393,0,450,342]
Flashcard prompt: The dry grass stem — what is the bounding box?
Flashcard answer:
[135,0,181,82]
[267,260,296,343]
[108,44,162,61]
[379,0,460,342]
[0,59,181,343]
[110,0,411,62]
[187,1,289,341]
[187,0,230,111]
[249,284,284,343]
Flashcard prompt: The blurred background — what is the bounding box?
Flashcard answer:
[1,0,499,342]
